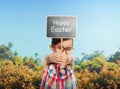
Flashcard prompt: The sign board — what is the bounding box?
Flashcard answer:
[47,16,77,38]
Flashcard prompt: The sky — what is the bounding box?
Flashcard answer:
[0,0,120,60]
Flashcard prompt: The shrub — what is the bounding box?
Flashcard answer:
[0,60,45,89]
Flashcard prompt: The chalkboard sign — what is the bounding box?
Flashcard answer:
[47,16,77,38]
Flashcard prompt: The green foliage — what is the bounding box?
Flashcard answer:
[74,56,106,73]
[0,44,13,59]
[109,51,120,62]
[8,42,13,48]
[12,56,23,66]
[14,50,18,56]
[81,50,104,61]
[74,58,83,65]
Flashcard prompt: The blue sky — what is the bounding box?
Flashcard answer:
[0,0,120,60]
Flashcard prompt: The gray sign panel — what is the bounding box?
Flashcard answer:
[47,16,77,38]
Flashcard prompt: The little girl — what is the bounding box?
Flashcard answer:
[40,38,77,89]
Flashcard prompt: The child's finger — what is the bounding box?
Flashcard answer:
[55,52,60,57]
[54,57,65,63]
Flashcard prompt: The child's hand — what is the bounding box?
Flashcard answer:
[48,52,66,64]
[46,48,73,67]
[60,54,73,67]
[49,47,66,65]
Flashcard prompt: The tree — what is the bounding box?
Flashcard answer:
[81,50,105,61]
[35,53,38,58]
[74,58,83,65]
[8,42,13,49]
[79,56,107,73]
[14,50,18,56]
[12,56,23,66]
[0,44,13,59]
[108,51,120,62]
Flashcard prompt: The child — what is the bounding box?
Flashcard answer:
[40,38,77,89]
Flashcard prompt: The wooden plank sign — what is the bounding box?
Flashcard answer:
[47,16,77,38]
